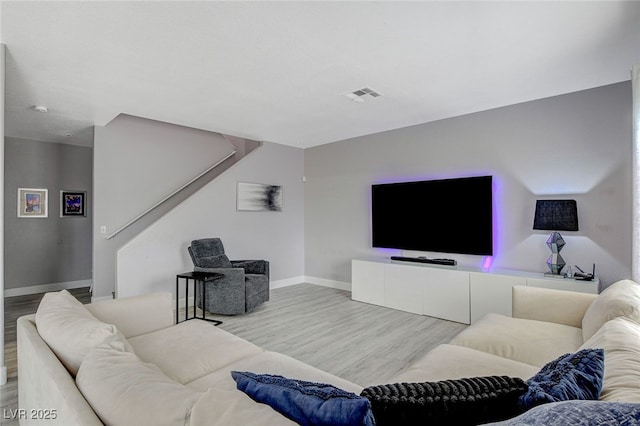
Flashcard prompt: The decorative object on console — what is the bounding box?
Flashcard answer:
[573,264,595,281]
[533,199,579,276]
[360,376,527,425]
[231,371,375,426]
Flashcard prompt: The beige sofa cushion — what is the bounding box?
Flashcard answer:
[128,319,263,384]
[35,289,130,376]
[580,317,640,402]
[76,341,203,426]
[190,388,297,426]
[449,313,583,367]
[512,285,596,328]
[187,351,363,393]
[188,351,365,426]
[389,344,540,383]
[85,292,174,338]
[582,279,640,340]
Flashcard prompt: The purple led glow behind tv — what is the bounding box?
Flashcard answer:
[371,176,493,256]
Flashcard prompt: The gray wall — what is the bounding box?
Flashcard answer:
[115,141,305,298]
[4,137,93,290]
[93,114,237,299]
[304,82,632,288]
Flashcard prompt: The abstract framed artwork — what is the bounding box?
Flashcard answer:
[17,188,48,218]
[60,191,86,217]
[237,182,283,212]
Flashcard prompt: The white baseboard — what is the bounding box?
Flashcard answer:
[271,275,306,289]
[91,295,115,303]
[304,276,351,292]
[4,279,92,298]
[270,276,351,292]
[92,277,350,305]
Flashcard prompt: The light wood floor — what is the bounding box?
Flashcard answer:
[0,283,466,423]
[205,283,467,386]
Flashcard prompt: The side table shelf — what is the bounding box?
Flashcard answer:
[176,271,223,326]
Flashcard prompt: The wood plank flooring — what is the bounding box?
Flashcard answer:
[205,283,468,386]
[0,283,467,423]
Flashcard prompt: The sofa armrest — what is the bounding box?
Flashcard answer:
[85,292,174,338]
[512,285,597,328]
[231,259,269,276]
[18,315,103,425]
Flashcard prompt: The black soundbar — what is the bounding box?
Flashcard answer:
[390,256,457,266]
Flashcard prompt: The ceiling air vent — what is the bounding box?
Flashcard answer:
[344,87,382,103]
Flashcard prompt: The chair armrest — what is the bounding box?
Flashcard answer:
[194,267,246,283]
[512,285,597,328]
[231,260,269,276]
[85,292,174,338]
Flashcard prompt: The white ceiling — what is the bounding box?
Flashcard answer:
[2,1,640,149]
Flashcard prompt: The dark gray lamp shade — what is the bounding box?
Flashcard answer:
[533,200,579,231]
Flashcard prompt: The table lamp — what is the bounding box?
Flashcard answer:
[533,199,579,276]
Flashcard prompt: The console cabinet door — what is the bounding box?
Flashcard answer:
[423,268,470,324]
[351,260,385,306]
[384,263,424,315]
[470,272,526,323]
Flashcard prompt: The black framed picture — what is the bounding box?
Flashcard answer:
[60,191,86,217]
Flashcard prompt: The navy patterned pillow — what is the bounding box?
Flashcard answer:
[231,371,374,426]
[519,348,604,411]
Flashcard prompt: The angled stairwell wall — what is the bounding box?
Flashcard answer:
[93,114,263,300]
[115,141,304,299]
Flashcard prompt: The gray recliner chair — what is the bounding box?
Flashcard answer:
[188,238,270,315]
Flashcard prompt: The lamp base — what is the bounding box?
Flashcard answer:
[545,232,566,275]
[544,272,567,279]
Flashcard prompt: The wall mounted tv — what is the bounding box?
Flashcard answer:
[371,175,493,256]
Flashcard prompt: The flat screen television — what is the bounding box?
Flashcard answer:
[371,175,493,255]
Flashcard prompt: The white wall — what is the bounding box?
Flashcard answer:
[116,141,305,297]
[93,114,236,299]
[94,114,236,234]
[305,82,632,288]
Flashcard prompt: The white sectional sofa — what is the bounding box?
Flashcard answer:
[17,279,640,425]
[393,280,640,405]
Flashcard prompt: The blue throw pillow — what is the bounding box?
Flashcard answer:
[231,371,374,426]
[484,400,640,425]
[519,348,604,411]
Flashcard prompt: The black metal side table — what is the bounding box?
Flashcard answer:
[176,271,223,326]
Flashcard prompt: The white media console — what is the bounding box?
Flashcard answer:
[351,258,599,325]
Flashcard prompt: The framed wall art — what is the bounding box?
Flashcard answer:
[237,182,283,212]
[17,188,48,218]
[60,191,86,217]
